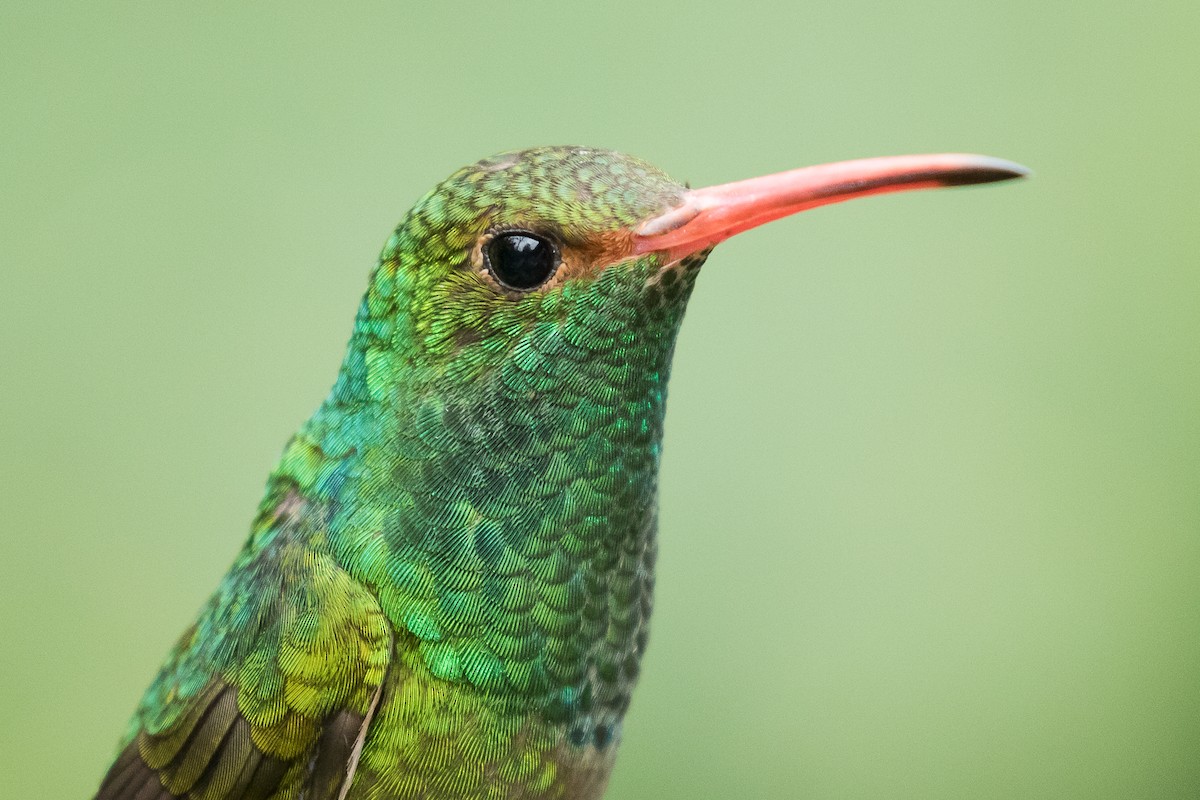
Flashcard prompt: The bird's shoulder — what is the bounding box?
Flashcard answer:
[95,480,393,800]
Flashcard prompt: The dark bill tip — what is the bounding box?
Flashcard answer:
[931,156,1032,187]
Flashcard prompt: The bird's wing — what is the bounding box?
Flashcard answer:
[94,491,393,800]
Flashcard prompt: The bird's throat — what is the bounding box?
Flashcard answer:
[280,254,704,748]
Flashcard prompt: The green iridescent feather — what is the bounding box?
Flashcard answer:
[96,147,705,800]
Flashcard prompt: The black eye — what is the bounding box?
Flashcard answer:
[485,231,560,291]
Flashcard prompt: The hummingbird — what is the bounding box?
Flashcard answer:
[94,146,1026,800]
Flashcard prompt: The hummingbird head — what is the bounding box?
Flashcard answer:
[367,145,1027,394]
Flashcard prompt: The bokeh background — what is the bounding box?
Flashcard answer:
[3,2,1198,798]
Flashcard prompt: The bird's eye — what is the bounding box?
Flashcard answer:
[484,231,560,291]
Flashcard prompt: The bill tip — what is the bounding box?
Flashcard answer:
[940,155,1032,186]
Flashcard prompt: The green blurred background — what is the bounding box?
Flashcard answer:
[3,2,1198,797]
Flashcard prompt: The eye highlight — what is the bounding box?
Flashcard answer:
[484,231,561,291]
